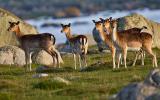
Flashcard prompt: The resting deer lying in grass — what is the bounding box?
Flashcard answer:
[60,23,88,70]
[7,21,63,71]
[109,19,157,68]
[100,17,146,67]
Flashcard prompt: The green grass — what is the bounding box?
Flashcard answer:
[0,47,160,100]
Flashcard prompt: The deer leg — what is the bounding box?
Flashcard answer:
[145,48,157,67]
[141,50,145,66]
[51,47,62,68]
[29,52,33,71]
[78,54,82,69]
[53,56,57,67]
[111,47,116,69]
[155,54,158,67]
[123,48,127,68]
[45,49,57,67]
[132,51,139,66]
[73,54,77,70]
[25,51,30,71]
[83,54,87,67]
[117,52,122,69]
[85,43,88,67]
[52,51,59,68]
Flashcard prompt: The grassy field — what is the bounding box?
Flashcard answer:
[0,47,160,100]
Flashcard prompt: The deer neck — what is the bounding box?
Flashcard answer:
[106,26,112,34]
[98,28,106,41]
[112,24,118,41]
[65,29,73,41]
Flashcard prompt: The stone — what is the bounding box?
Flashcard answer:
[32,48,63,67]
[32,73,49,78]
[113,69,160,100]
[0,45,63,67]
[0,45,25,66]
[32,50,54,66]
[53,77,71,85]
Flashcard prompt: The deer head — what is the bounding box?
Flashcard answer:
[92,20,103,31]
[110,19,119,29]
[7,21,20,32]
[60,23,71,34]
[100,18,111,30]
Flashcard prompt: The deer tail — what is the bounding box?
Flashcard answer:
[50,35,56,45]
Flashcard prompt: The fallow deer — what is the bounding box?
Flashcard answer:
[101,17,146,67]
[7,21,63,71]
[60,23,88,70]
[109,19,157,68]
[92,20,121,68]
[92,27,105,52]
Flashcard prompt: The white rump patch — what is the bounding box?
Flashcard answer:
[128,47,141,51]
[51,36,54,41]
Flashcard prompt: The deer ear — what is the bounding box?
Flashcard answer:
[68,23,71,27]
[109,17,112,21]
[99,18,104,22]
[60,24,64,27]
[16,21,20,25]
[92,20,96,23]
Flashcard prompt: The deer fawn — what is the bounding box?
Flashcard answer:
[7,21,63,71]
[60,23,88,70]
[109,19,157,68]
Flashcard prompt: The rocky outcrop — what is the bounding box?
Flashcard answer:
[32,47,63,66]
[32,50,54,66]
[0,8,38,47]
[113,69,160,100]
[0,45,25,66]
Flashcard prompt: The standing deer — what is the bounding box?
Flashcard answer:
[93,18,147,69]
[92,20,118,68]
[7,21,63,71]
[60,23,88,70]
[100,17,146,67]
[109,19,157,68]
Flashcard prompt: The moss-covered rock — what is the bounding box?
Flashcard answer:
[0,8,38,47]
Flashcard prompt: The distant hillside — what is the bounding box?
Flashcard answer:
[0,0,160,19]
